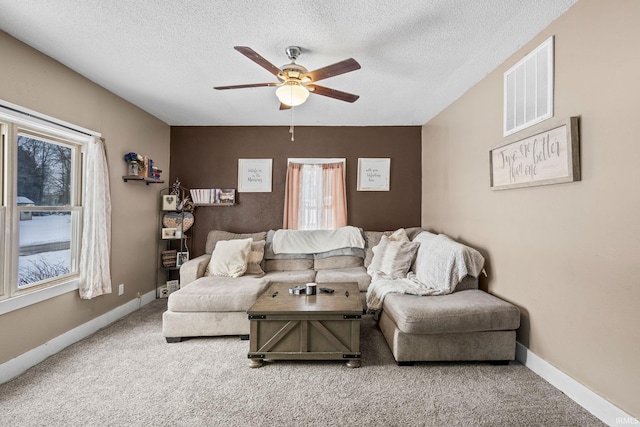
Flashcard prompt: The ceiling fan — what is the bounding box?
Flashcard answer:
[214,46,361,109]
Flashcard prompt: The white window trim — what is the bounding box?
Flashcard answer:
[0,100,99,314]
[0,279,79,315]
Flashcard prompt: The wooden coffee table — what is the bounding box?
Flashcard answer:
[247,282,362,368]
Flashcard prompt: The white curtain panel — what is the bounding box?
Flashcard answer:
[299,164,323,230]
[79,136,112,299]
[297,163,346,230]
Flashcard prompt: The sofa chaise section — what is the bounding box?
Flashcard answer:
[378,283,521,364]
[162,275,271,341]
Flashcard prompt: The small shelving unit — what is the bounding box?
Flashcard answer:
[157,185,192,298]
[122,175,165,185]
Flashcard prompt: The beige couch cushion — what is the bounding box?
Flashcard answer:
[383,289,520,335]
[315,266,371,292]
[168,276,270,312]
[314,255,363,270]
[265,258,314,271]
[246,240,266,276]
[205,230,267,254]
[263,270,317,284]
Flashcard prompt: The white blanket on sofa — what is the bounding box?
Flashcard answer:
[366,232,485,315]
[272,226,365,254]
[366,277,441,314]
[407,232,485,293]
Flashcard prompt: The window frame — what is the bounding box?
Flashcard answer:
[287,158,346,230]
[0,101,97,313]
[15,130,83,292]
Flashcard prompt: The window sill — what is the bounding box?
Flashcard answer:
[0,279,79,315]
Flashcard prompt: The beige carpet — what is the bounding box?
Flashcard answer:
[0,299,604,426]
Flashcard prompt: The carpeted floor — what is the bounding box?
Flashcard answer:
[0,299,604,426]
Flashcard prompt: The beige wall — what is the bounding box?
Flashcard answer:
[421,0,639,417]
[0,31,170,363]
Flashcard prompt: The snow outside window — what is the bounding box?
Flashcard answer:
[16,134,80,289]
[0,106,87,307]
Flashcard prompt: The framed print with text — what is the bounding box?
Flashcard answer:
[238,159,272,192]
[357,158,390,191]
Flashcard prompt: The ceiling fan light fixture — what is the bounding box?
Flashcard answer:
[276,81,309,107]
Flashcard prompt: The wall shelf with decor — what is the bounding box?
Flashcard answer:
[193,202,236,207]
[122,175,165,185]
[122,151,164,184]
[190,188,236,206]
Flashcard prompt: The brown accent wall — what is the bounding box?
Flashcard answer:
[421,0,639,418]
[170,126,421,257]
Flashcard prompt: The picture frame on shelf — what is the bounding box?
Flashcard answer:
[166,280,180,293]
[158,286,169,298]
[161,194,177,211]
[238,158,273,192]
[162,227,178,239]
[161,250,177,268]
[218,188,236,204]
[176,251,189,267]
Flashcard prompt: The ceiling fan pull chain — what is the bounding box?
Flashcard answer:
[290,102,295,142]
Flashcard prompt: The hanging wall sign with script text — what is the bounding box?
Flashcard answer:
[490,117,580,190]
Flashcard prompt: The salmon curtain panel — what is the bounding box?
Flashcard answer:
[283,162,347,230]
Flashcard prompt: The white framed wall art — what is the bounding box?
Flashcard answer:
[238,158,272,192]
[357,158,390,191]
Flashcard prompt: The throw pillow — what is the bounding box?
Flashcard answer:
[364,228,413,267]
[205,238,252,278]
[367,235,420,279]
[388,228,410,242]
[245,240,266,276]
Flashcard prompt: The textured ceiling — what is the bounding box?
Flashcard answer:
[0,0,578,126]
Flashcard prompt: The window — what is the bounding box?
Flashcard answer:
[1,103,89,307]
[283,158,347,230]
[16,132,81,289]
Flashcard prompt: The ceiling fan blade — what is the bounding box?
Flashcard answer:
[214,82,278,90]
[305,58,361,82]
[234,46,282,77]
[279,103,292,110]
[308,84,359,103]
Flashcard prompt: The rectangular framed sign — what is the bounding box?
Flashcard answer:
[490,117,580,190]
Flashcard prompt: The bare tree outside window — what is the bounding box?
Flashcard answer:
[17,135,74,287]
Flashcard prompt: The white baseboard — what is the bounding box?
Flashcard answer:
[516,342,637,426]
[0,290,157,384]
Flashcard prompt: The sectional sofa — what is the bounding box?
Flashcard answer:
[161,227,520,364]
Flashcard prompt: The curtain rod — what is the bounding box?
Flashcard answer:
[0,102,99,138]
